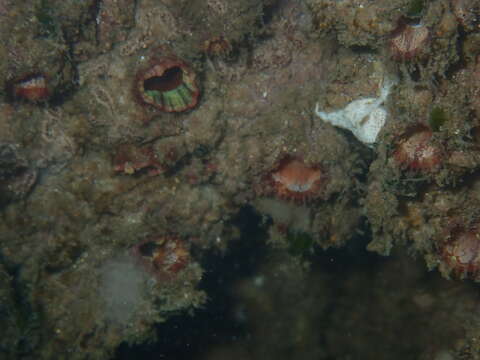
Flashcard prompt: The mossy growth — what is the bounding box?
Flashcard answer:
[35,0,58,38]
[429,107,448,132]
[287,229,314,256]
[0,188,13,208]
[406,0,425,18]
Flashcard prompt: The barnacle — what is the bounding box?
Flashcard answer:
[393,125,442,171]
[267,156,326,203]
[131,236,190,281]
[134,56,199,112]
[440,221,480,279]
[7,73,50,102]
[390,21,429,61]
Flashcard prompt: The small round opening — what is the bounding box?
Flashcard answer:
[144,66,183,93]
[138,242,158,257]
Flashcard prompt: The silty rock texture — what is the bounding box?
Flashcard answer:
[2,0,480,359]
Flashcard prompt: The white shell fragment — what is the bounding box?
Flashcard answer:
[314,76,396,146]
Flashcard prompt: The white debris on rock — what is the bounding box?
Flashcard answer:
[314,76,396,146]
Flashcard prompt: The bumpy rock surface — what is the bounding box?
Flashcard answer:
[2,0,480,359]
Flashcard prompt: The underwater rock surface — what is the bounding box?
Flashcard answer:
[1,0,480,359]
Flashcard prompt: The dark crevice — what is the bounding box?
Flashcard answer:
[113,205,384,359]
[113,205,267,360]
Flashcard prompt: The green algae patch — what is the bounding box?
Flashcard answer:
[287,229,314,256]
[406,0,425,18]
[36,0,58,38]
[429,107,448,132]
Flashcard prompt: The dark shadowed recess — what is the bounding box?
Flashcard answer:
[113,205,268,360]
[113,207,383,360]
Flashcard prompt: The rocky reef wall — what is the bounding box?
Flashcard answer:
[2,0,480,359]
